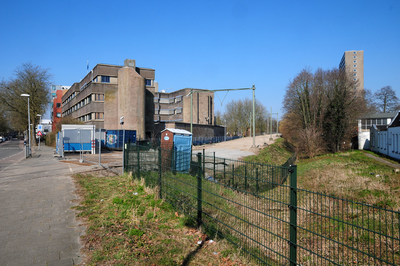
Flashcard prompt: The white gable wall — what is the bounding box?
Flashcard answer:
[369,111,400,160]
[387,127,400,160]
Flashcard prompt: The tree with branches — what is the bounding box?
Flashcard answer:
[374,86,399,113]
[223,98,267,136]
[281,67,368,157]
[0,63,52,145]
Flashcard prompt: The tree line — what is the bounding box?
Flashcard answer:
[280,67,399,158]
[214,98,279,137]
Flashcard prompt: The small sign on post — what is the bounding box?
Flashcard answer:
[37,131,42,150]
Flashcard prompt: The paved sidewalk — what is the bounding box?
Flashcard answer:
[0,145,92,266]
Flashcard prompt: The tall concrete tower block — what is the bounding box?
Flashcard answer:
[118,63,145,139]
[339,50,364,92]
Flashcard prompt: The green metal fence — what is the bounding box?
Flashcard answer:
[124,145,400,265]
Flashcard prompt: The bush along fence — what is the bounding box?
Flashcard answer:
[124,145,400,265]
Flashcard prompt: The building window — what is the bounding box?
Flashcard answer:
[145,79,152,86]
[353,60,356,63]
[353,51,357,54]
[95,94,104,101]
[353,56,357,59]
[354,73,357,76]
[95,113,104,119]
[56,103,61,108]
[353,78,357,81]
[354,65,357,67]
[56,113,61,118]
[353,69,357,72]
[101,76,110,83]
[175,96,183,103]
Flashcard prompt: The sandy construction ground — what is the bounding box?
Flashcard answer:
[193,134,281,160]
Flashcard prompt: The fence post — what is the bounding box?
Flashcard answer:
[158,147,162,199]
[289,165,297,266]
[203,149,205,178]
[213,152,216,179]
[256,168,259,193]
[99,128,102,166]
[137,145,140,178]
[122,129,125,173]
[197,153,202,227]
[223,159,226,180]
[245,166,247,190]
[125,142,130,174]
[232,164,235,187]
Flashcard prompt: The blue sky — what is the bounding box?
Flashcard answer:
[1,0,399,119]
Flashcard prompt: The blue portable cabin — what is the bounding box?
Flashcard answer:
[61,125,96,153]
[160,128,192,173]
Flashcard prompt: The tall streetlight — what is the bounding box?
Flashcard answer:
[37,114,42,150]
[21,94,31,156]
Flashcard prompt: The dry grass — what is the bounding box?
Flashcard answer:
[297,152,400,210]
[73,171,258,266]
[197,179,400,265]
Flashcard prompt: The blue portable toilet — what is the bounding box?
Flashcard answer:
[161,128,192,173]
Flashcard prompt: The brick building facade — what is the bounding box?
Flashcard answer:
[62,59,219,139]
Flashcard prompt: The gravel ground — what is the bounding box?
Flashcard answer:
[193,134,280,160]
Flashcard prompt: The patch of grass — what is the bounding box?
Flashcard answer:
[73,172,256,266]
[242,139,400,264]
[245,138,294,165]
[128,229,145,237]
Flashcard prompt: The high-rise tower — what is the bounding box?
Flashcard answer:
[339,50,364,91]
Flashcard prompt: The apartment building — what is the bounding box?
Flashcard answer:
[52,89,68,132]
[154,88,214,125]
[61,59,216,139]
[50,85,69,122]
[339,50,364,91]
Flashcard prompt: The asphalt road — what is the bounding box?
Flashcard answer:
[0,138,25,171]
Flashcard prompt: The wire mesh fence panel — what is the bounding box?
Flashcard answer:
[123,145,400,265]
[295,189,400,265]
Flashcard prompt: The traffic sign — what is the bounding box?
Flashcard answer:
[38,124,43,131]
[37,131,42,137]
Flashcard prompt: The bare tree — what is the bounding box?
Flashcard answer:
[0,63,52,145]
[322,68,363,152]
[282,68,326,157]
[223,98,267,136]
[362,88,379,114]
[281,67,367,156]
[214,110,223,125]
[374,86,399,113]
[0,104,10,134]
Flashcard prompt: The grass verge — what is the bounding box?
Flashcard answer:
[73,171,255,265]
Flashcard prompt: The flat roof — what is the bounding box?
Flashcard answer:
[161,128,192,135]
[360,113,396,119]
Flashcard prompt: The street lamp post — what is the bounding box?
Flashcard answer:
[37,114,42,150]
[21,94,31,157]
